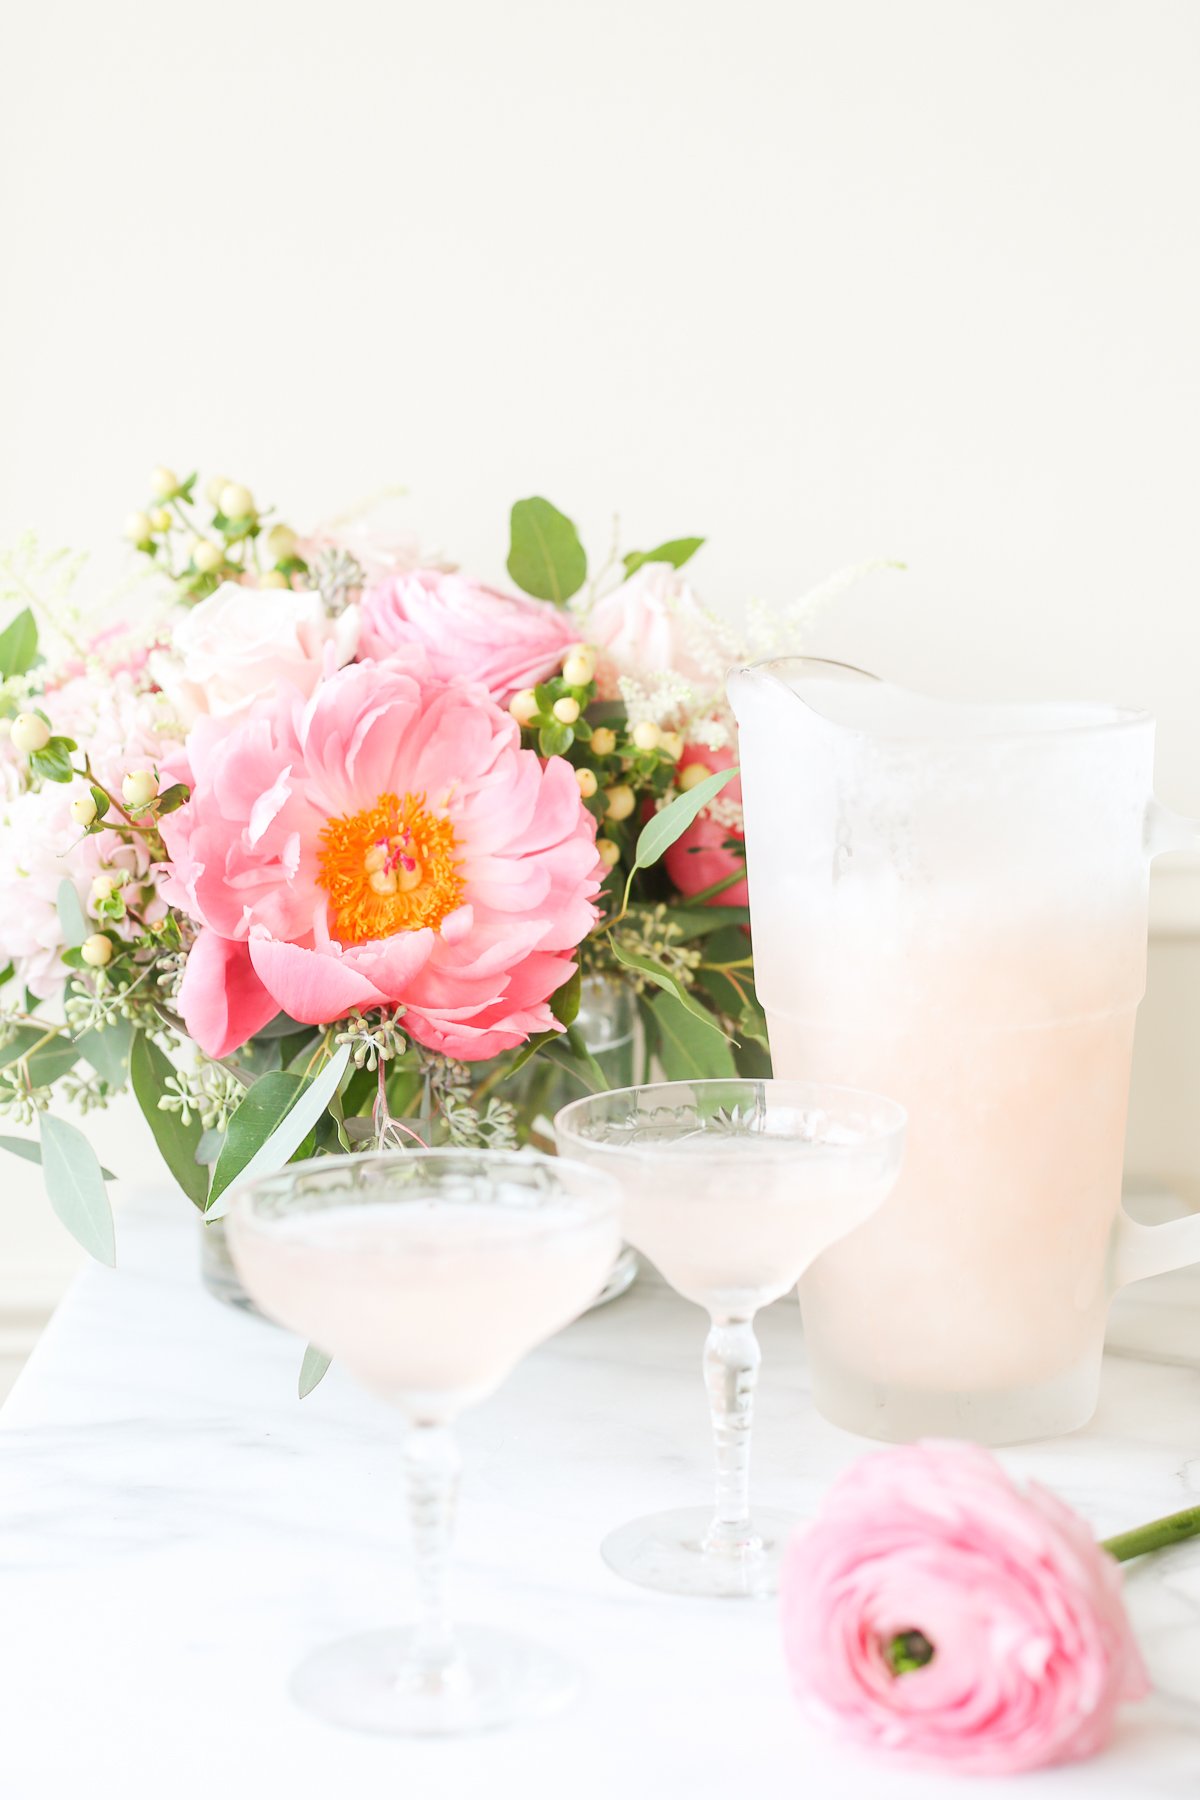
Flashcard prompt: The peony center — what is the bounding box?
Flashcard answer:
[317,792,464,945]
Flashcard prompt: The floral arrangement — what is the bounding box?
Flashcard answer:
[780,1439,1200,1776]
[0,468,851,1264]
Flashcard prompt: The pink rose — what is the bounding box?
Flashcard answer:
[151,581,358,725]
[586,563,723,691]
[663,744,748,907]
[781,1441,1148,1776]
[158,659,602,1061]
[357,569,576,703]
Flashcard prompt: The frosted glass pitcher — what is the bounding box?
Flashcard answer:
[727,656,1200,1445]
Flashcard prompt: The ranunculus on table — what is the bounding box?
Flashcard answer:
[151,581,359,725]
[357,568,577,703]
[158,659,602,1061]
[662,743,747,907]
[780,1441,1147,1776]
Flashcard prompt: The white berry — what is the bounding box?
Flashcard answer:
[220,483,255,520]
[70,792,98,828]
[632,721,661,751]
[149,466,179,498]
[123,511,153,544]
[122,770,158,808]
[80,934,114,968]
[11,713,51,755]
[508,689,539,727]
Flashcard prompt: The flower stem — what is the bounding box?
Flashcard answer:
[1101,1505,1200,1564]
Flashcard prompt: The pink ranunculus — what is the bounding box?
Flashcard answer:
[357,569,576,703]
[662,744,747,907]
[150,581,359,726]
[158,659,602,1061]
[780,1441,1148,1777]
[586,562,724,693]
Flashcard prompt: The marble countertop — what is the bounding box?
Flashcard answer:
[4,1192,1200,1800]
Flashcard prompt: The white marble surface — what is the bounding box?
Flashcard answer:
[4,1193,1200,1800]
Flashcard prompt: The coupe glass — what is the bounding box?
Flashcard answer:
[555,1079,905,1598]
[227,1149,622,1736]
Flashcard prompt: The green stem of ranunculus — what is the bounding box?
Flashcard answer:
[1101,1504,1200,1564]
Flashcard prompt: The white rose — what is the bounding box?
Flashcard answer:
[151,582,359,725]
[585,563,723,689]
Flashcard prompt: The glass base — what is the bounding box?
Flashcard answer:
[600,1506,797,1599]
[289,1625,579,1736]
[808,1353,1102,1445]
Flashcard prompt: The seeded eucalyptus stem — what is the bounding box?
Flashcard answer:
[1101,1504,1200,1564]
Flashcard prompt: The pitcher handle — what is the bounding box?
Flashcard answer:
[1146,799,1200,858]
[1113,1209,1200,1289]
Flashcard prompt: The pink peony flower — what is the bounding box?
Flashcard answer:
[151,581,358,725]
[780,1441,1148,1777]
[158,659,602,1061]
[662,744,748,907]
[357,569,576,703]
[586,562,724,692]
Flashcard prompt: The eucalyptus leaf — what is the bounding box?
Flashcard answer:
[207,1043,351,1216]
[55,879,88,949]
[299,1344,332,1398]
[608,939,732,1041]
[0,606,38,678]
[0,1025,79,1086]
[621,537,705,579]
[631,767,738,874]
[129,1033,209,1208]
[79,1018,133,1087]
[38,1112,115,1265]
[0,1134,114,1179]
[506,497,587,604]
[651,990,737,1082]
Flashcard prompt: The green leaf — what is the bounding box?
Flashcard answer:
[29,737,77,784]
[551,964,582,1027]
[608,939,732,1041]
[651,989,737,1081]
[507,497,587,604]
[88,785,110,822]
[78,1018,133,1088]
[631,767,738,874]
[647,904,749,942]
[0,607,38,679]
[299,1344,332,1398]
[0,1134,114,1179]
[38,1112,116,1265]
[56,878,87,949]
[0,1025,79,1085]
[129,1034,209,1207]
[538,721,573,758]
[622,537,705,579]
[207,1043,352,1215]
[155,781,190,816]
[540,1028,609,1094]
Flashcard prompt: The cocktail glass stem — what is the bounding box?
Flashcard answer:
[401,1420,464,1692]
[702,1314,762,1555]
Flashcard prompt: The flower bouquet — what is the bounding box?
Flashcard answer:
[0,469,859,1281]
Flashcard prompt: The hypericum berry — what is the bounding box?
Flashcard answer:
[149,466,180,498]
[80,934,114,968]
[552,696,581,725]
[219,482,255,520]
[90,873,119,904]
[575,767,599,799]
[508,689,539,727]
[123,511,153,544]
[659,730,684,760]
[632,721,661,752]
[257,570,289,589]
[604,784,636,822]
[149,507,173,533]
[204,473,229,507]
[11,713,51,756]
[679,762,714,793]
[596,837,621,870]
[562,646,596,687]
[190,538,223,574]
[122,770,159,808]
[70,792,98,829]
[590,727,617,757]
[264,523,297,561]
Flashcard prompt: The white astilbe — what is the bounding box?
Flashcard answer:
[616,670,697,730]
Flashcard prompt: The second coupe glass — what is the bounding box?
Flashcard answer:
[555,1078,905,1598]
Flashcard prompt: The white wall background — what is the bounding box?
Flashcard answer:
[1,0,1199,1324]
